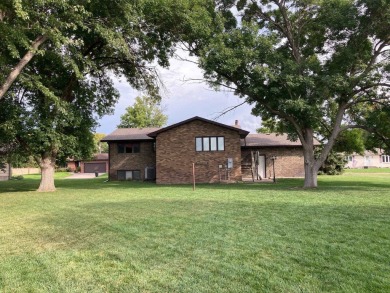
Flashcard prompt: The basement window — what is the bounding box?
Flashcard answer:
[195,136,225,152]
[118,143,140,153]
[117,170,141,180]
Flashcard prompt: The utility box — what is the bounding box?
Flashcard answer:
[227,158,233,169]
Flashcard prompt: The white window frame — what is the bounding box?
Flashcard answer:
[195,136,225,152]
[382,155,390,163]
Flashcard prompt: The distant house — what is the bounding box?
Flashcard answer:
[67,153,109,173]
[345,150,390,169]
[102,116,315,184]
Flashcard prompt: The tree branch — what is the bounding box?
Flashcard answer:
[0,35,48,100]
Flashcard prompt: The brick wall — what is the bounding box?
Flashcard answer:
[109,141,156,180]
[241,147,304,178]
[156,120,242,184]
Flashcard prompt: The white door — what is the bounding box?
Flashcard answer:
[257,155,266,179]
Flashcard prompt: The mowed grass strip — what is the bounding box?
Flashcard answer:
[0,172,390,292]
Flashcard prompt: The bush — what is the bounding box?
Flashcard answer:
[55,167,69,173]
[318,150,345,175]
[11,175,24,180]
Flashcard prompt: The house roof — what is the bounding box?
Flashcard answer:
[147,116,250,138]
[241,133,320,147]
[101,127,160,142]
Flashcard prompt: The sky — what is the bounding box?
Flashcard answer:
[96,51,261,135]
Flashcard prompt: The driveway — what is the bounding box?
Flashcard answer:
[65,173,105,179]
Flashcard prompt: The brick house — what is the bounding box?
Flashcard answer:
[102,116,311,184]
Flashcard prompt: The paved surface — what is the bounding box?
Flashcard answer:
[65,173,105,179]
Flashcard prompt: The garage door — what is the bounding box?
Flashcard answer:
[84,163,106,173]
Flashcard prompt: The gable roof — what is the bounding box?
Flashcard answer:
[241,133,321,147]
[101,127,160,142]
[147,116,250,138]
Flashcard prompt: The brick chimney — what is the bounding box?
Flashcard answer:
[233,120,241,128]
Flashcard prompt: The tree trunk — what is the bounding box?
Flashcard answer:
[302,129,319,188]
[303,149,318,188]
[37,155,56,192]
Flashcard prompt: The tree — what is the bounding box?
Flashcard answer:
[192,0,390,187]
[118,96,168,128]
[0,0,213,191]
[94,133,109,154]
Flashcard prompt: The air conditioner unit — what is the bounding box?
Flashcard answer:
[145,167,156,180]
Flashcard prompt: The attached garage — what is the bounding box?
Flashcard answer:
[84,162,107,173]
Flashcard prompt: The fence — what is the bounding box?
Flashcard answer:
[11,168,41,175]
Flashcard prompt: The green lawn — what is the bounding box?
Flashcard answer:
[0,172,390,292]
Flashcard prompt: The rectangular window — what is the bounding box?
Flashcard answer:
[203,137,210,151]
[382,155,390,163]
[196,137,202,151]
[118,143,140,154]
[195,136,225,152]
[218,137,225,151]
[210,137,217,151]
[117,170,141,181]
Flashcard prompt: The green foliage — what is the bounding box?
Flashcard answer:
[118,96,168,128]
[0,161,6,173]
[334,129,366,155]
[362,106,390,153]
[317,150,345,176]
[94,133,108,154]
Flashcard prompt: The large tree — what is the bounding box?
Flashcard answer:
[0,0,214,191]
[118,96,168,128]
[193,0,390,187]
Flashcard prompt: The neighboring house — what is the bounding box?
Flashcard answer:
[345,150,390,168]
[0,163,11,181]
[67,153,109,173]
[102,116,312,184]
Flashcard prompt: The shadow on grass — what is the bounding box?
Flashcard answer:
[1,176,390,194]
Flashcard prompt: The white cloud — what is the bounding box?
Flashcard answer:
[96,50,260,134]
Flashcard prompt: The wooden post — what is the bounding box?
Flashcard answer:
[192,163,195,191]
[250,151,255,182]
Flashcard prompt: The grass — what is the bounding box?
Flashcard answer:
[0,172,390,292]
[344,167,390,173]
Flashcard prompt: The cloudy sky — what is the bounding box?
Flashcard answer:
[96,51,261,135]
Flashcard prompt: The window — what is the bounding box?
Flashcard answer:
[195,136,225,152]
[382,155,390,163]
[118,143,140,153]
[195,137,202,151]
[117,170,141,180]
[345,155,353,162]
[218,137,225,151]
